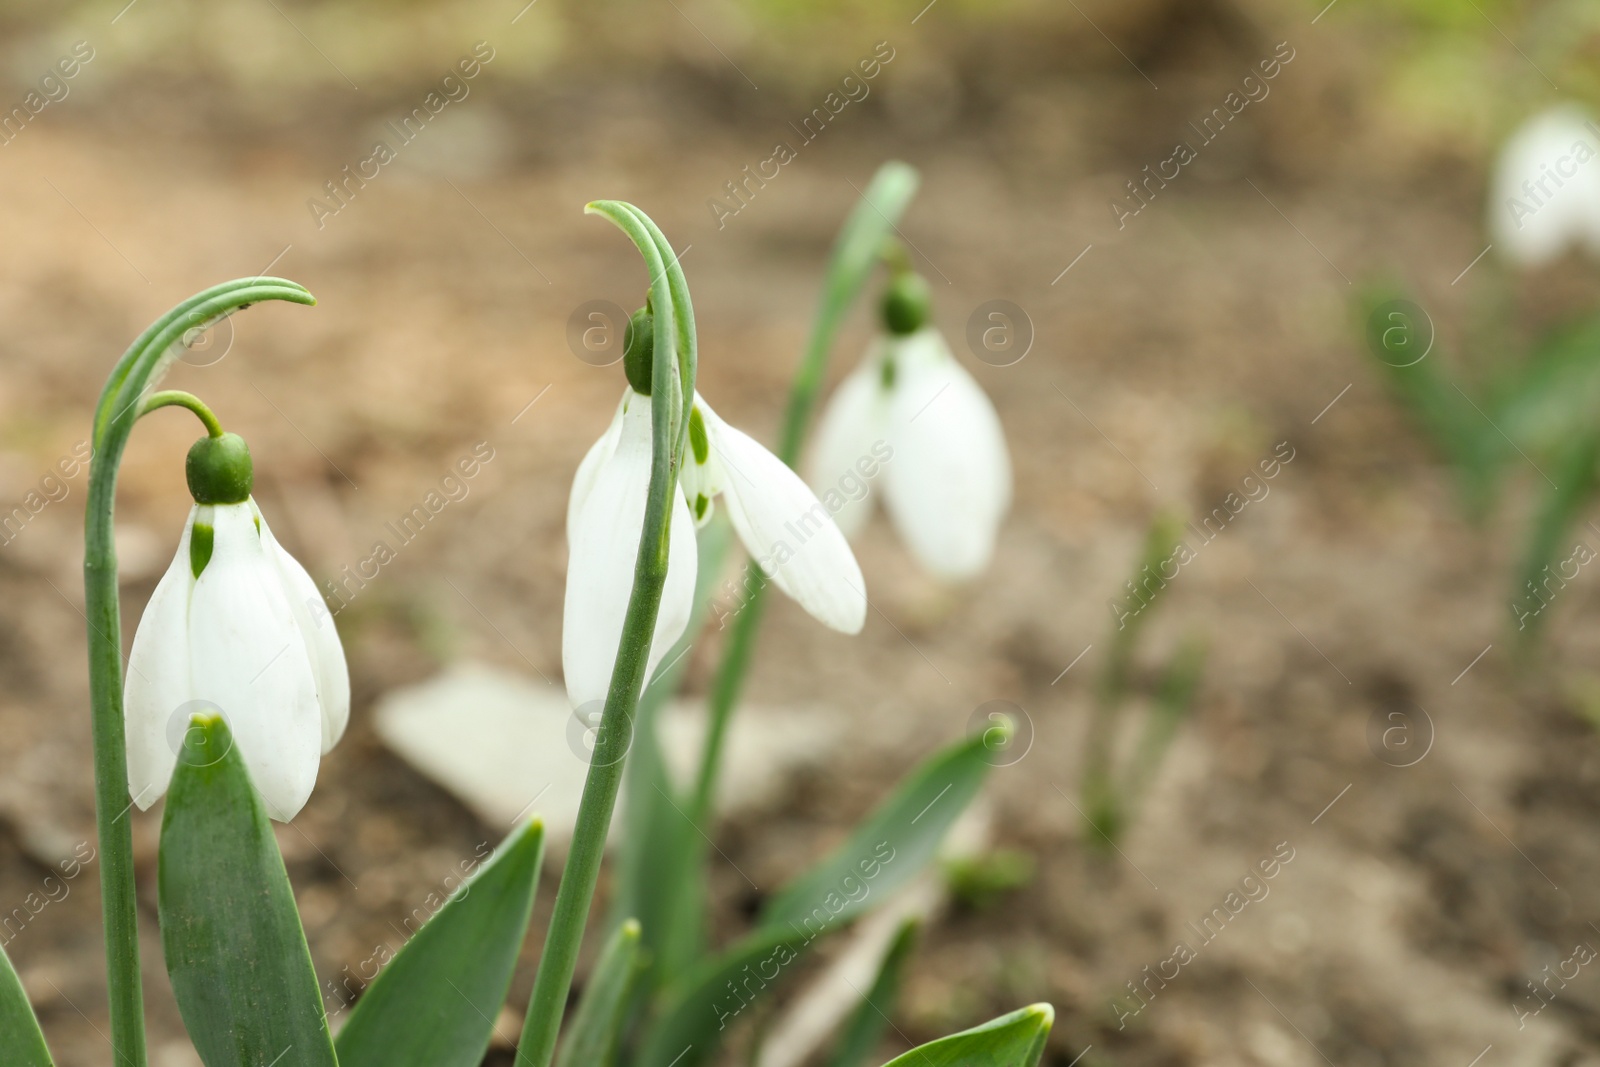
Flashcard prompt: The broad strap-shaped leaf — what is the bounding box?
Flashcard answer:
[1514,426,1600,639]
[336,819,545,1067]
[636,926,809,1067]
[1124,637,1205,808]
[760,729,996,932]
[639,731,995,1067]
[875,1004,1052,1067]
[823,918,919,1067]
[158,714,337,1067]
[1496,311,1600,457]
[0,939,53,1067]
[1358,286,1503,518]
[554,918,643,1067]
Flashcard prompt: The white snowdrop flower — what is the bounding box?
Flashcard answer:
[809,272,1011,581]
[124,432,349,822]
[1490,105,1600,267]
[564,312,866,710]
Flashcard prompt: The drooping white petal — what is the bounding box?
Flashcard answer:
[1489,105,1600,267]
[698,399,867,634]
[807,352,891,540]
[124,506,198,812]
[255,507,351,753]
[186,502,323,821]
[568,393,627,547]
[563,390,698,710]
[882,330,1011,581]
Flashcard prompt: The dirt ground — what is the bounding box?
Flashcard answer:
[2,1,1599,1064]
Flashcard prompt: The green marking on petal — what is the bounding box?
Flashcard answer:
[880,355,897,391]
[190,522,215,578]
[695,493,709,520]
[688,406,710,465]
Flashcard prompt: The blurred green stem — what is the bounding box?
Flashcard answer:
[686,161,921,833]
[84,279,317,1067]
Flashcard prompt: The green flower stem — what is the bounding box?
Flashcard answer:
[516,202,696,1067]
[83,279,315,1067]
[687,161,920,831]
[139,390,225,438]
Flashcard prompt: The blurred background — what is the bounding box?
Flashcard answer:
[3,0,1600,1063]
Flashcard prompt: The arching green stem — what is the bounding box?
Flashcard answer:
[83,278,315,1067]
[139,390,225,438]
[688,162,920,829]
[516,203,696,1067]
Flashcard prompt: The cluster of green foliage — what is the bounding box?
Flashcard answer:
[1360,288,1600,643]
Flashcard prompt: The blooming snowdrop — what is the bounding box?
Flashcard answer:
[564,309,866,710]
[1490,105,1600,267]
[809,271,1011,581]
[124,431,348,821]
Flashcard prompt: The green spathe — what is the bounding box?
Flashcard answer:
[186,432,254,505]
[881,271,931,336]
[624,306,655,395]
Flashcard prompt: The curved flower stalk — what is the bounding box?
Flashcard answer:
[83,279,317,1067]
[563,329,867,708]
[1489,104,1600,267]
[606,164,922,988]
[809,269,1012,581]
[125,423,349,822]
[518,201,697,1067]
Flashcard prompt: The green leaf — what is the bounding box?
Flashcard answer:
[823,919,919,1067]
[760,729,995,932]
[1513,427,1600,641]
[944,850,1037,912]
[158,714,337,1067]
[335,820,545,1067]
[636,925,808,1067]
[1101,510,1185,703]
[1496,312,1600,458]
[0,939,52,1067]
[639,731,995,1067]
[874,1004,1053,1067]
[554,919,643,1067]
[1357,287,1503,519]
[1124,636,1206,808]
